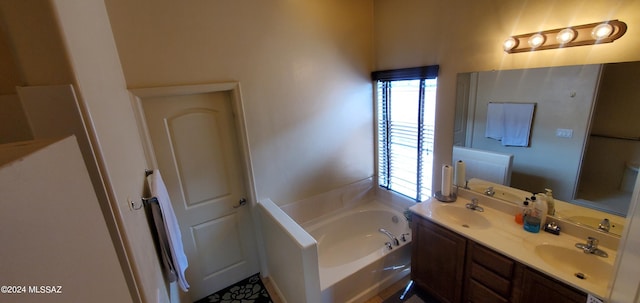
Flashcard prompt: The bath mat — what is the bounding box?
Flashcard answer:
[194,273,273,303]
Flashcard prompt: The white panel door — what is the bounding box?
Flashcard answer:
[140,91,258,301]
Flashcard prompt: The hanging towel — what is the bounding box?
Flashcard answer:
[501,103,535,147]
[485,102,504,140]
[148,170,190,292]
[149,201,178,283]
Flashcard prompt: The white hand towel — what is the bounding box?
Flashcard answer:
[485,102,504,140]
[501,103,535,147]
[149,170,190,292]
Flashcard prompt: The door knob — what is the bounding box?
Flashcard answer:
[233,198,247,208]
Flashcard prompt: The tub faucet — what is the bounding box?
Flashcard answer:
[379,228,399,246]
[575,236,608,258]
[598,218,610,233]
[484,187,495,197]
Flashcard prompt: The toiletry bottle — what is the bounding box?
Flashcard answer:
[523,196,542,233]
[515,199,529,225]
[535,194,548,227]
[545,188,555,216]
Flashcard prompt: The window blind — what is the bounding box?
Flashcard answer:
[374,65,438,202]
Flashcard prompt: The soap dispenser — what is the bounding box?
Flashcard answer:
[544,188,555,216]
[515,199,530,225]
[535,194,548,227]
[523,196,544,233]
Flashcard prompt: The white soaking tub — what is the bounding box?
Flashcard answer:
[303,200,412,302]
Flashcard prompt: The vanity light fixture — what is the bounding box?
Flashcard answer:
[504,20,627,54]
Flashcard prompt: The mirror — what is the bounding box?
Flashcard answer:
[454,61,640,236]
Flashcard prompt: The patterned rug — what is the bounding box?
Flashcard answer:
[194,273,273,303]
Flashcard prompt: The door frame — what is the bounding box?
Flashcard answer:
[130,83,255,191]
[128,82,264,286]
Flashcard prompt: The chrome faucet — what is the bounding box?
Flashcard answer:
[484,187,495,197]
[575,236,608,258]
[465,198,484,212]
[379,228,400,246]
[598,218,610,233]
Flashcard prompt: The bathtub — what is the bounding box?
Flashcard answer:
[305,200,412,302]
[303,200,411,296]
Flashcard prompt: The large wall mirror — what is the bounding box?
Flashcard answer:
[454,61,640,236]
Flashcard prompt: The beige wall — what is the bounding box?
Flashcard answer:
[580,62,640,196]
[104,0,375,205]
[0,0,75,143]
[0,0,74,88]
[592,61,640,137]
[0,27,22,94]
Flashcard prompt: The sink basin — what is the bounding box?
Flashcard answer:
[534,244,613,284]
[433,206,491,229]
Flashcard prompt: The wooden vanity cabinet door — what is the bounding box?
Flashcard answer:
[411,215,467,303]
[520,268,587,303]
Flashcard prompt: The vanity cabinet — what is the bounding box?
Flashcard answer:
[463,241,525,303]
[412,214,467,303]
[520,268,588,303]
[411,214,588,303]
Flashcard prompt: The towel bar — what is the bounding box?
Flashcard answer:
[131,169,158,210]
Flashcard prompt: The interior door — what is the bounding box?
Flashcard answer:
[140,90,258,301]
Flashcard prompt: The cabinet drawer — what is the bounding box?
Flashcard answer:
[467,279,509,303]
[470,262,511,297]
[471,242,514,279]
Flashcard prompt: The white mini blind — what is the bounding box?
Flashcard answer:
[373,66,438,202]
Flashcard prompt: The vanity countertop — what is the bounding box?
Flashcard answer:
[410,195,616,299]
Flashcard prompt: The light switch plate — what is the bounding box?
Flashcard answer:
[556,128,574,138]
[587,294,604,303]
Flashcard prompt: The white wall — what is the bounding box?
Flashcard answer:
[104,0,375,205]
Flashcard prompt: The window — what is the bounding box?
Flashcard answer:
[372,66,439,202]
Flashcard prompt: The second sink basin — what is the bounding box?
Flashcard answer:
[534,243,613,285]
[433,205,491,229]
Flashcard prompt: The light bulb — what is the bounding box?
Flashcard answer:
[592,23,613,40]
[528,34,545,48]
[503,37,518,52]
[556,28,576,44]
